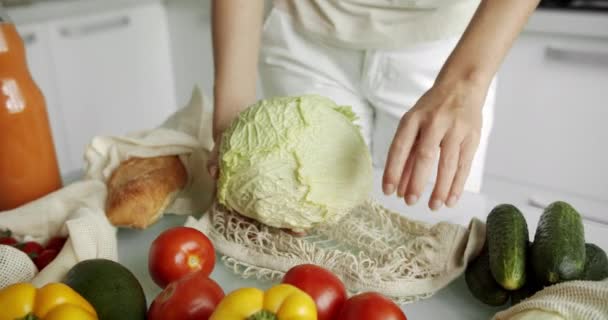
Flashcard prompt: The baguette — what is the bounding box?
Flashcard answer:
[106,155,187,229]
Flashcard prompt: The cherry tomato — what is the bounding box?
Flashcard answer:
[0,229,17,245]
[148,271,224,320]
[17,241,44,259]
[0,237,17,246]
[282,264,347,320]
[34,249,59,270]
[45,236,67,251]
[337,292,407,320]
[148,227,216,288]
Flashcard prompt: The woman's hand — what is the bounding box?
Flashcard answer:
[207,142,220,180]
[206,100,248,180]
[382,0,540,211]
[383,80,487,211]
[206,114,233,180]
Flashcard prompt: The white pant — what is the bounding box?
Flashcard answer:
[259,8,495,193]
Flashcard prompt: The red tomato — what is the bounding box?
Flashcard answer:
[34,249,58,270]
[148,227,215,288]
[18,241,44,259]
[282,264,347,320]
[148,271,224,320]
[0,237,17,246]
[337,292,407,320]
[45,236,67,251]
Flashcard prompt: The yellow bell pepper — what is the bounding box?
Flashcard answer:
[210,284,317,320]
[0,282,97,320]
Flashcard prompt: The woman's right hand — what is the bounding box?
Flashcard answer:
[207,141,220,180]
[206,115,232,180]
[209,0,265,180]
[206,111,226,180]
[206,103,247,180]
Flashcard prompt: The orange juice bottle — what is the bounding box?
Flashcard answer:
[0,10,62,210]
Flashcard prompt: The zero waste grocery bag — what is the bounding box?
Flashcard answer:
[0,180,115,288]
[493,280,608,320]
[187,201,486,304]
[83,87,216,216]
[0,88,215,288]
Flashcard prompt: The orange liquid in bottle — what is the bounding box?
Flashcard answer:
[0,22,62,211]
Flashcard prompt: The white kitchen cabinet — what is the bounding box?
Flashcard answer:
[486,19,608,203]
[45,3,177,174]
[16,22,75,175]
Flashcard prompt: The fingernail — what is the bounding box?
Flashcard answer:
[446,195,458,207]
[405,194,418,205]
[383,184,395,195]
[396,187,404,198]
[430,199,443,211]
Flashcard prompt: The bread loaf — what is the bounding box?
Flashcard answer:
[106,156,187,229]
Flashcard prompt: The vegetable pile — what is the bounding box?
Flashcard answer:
[144,227,408,320]
[147,227,222,320]
[466,201,608,307]
[217,95,373,232]
[0,220,410,320]
[0,230,66,271]
[206,263,407,320]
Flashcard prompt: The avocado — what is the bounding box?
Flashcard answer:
[582,243,608,281]
[487,204,529,290]
[465,248,510,306]
[64,259,147,320]
[531,201,585,285]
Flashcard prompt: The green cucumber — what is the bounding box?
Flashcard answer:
[531,201,585,285]
[582,243,608,281]
[487,204,529,290]
[511,242,542,306]
[465,248,510,306]
[510,281,541,306]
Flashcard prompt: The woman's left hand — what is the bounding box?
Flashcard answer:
[382,80,488,211]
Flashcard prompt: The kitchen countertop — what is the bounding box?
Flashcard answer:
[117,168,608,320]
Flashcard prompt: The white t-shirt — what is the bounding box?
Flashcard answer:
[273,0,481,49]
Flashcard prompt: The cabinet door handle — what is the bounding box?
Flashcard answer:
[545,46,608,66]
[22,33,36,46]
[59,16,130,38]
